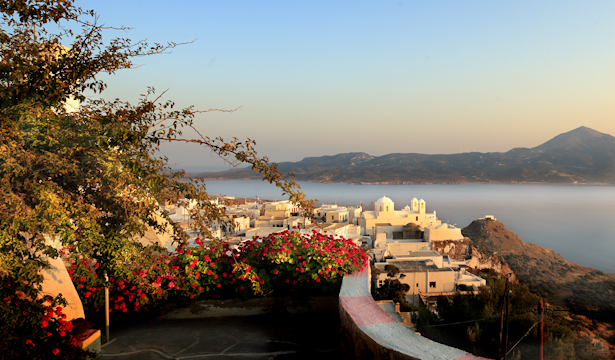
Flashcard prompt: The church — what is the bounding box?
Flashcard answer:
[358,195,441,236]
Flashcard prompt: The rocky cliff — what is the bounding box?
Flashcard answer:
[431,238,516,281]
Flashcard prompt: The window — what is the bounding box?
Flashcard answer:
[429,282,436,288]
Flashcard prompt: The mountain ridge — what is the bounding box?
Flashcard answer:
[188,126,615,185]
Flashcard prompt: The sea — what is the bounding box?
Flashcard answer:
[201,180,615,274]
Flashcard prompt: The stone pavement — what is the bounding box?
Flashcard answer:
[98,312,341,360]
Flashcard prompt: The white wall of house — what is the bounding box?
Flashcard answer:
[424,223,464,242]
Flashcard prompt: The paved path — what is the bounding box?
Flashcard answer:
[99,313,341,360]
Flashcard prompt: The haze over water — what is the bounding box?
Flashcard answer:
[204,180,615,274]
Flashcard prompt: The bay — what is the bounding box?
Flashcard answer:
[202,180,615,274]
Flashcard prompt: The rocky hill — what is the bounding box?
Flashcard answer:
[190,127,615,185]
[462,219,615,323]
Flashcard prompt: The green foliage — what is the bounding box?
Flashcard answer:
[384,264,400,278]
[0,0,315,358]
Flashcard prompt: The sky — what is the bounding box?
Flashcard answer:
[80,0,614,171]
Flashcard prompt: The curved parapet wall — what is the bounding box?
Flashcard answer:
[339,264,489,360]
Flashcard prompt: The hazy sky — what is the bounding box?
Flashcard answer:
[82,0,614,171]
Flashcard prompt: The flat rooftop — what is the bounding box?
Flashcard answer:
[375,261,453,273]
[400,250,441,257]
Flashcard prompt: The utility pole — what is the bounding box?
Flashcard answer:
[538,300,544,360]
[104,271,110,343]
[499,276,509,360]
[504,278,510,360]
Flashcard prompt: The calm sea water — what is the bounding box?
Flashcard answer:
[202,180,615,274]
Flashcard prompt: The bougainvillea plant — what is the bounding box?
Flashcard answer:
[0,283,93,359]
[66,229,368,320]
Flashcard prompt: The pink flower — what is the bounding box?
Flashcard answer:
[168,281,175,288]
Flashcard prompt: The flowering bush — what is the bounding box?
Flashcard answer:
[233,229,367,297]
[66,229,367,320]
[0,277,91,359]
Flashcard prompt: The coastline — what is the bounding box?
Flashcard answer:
[185,176,615,186]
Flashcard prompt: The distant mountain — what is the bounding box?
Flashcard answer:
[189,126,615,184]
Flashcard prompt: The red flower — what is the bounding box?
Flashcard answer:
[216,283,221,288]
[52,348,59,355]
